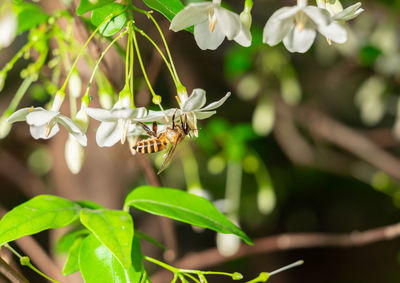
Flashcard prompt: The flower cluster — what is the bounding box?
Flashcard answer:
[170,0,363,53]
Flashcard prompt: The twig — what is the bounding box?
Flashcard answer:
[151,221,400,281]
[0,256,29,283]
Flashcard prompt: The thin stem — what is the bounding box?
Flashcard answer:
[269,260,304,276]
[6,75,34,113]
[60,14,114,91]
[2,41,33,73]
[133,26,178,86]
[183,273,201,283]
[129,27,135,107]
[4,244,60,283]
[143,256,178,273]
[132,6,182,87]
[130,22,158,98]
[87,28,128,93]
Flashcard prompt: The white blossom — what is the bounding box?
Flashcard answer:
[170,0,251,50]
[65,134,85,174]
[7,107,87,146]
[0,2,17,49]
[85,104,148,147]
[263,0,347,53]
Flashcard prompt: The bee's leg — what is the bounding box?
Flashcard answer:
[139,122,157,137]
[171,108,178,129]
[152,122,158,135]
[182,114,190,135]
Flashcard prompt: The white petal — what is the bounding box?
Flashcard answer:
[110,107,135,119]
[29,123,59,139]
[318,21,347,43]
[194,20,225,50]
[26,109,59,126]
[128,123,146,136]
[263,7,297,46]
[201,92,231,111]
[7,108,31,123]
[96,122,121,147]
[234,24,252,47]
[133,107,148,118]
[133,109,176,123]
[85,107,116,122]
[214,7,241,40]
[170,2,213,31]
[303,6,331,27]
[182,89,207,112]
[283,23,316,53]
[58,115,85,135]
[195,111,216,119]
[333,3,363,21]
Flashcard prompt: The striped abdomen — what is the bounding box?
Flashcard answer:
[133,138,168,154]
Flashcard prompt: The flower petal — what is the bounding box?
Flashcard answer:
[195,111,216,120]
[7,108,31,123]
[333,3,363,21]
[133,109,176,123]
[303,6,331,27]
[170,2,213,31]
[194,20,225,50]
[201,92,231,111]
[96,121,121,147]
[110,107,135,119]
[283,23,316,53]
[29,123,59,140]
[26,109,59,126]
[182,89,207,112]
[214,7,241,40]
[234,24,252,47]
[58,115,87,146]
[263,7,297,46]
[318,21,347,44]
[85,107,116,122]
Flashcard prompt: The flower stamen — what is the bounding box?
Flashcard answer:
[294,11,307,32]
[208,9,217,32]
[120,119,130,144]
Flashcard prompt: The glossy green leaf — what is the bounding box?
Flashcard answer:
[63,236,85,276]
[14,2,49,34]
[75,200,104,210]
[142,0,184,22]
[80,209,133,269]
[91,3,127,37]
[124,186,253,245]
[76,0,115,15]
[0,195,81,246]
[79,235,145,283]
[56,229,89,253]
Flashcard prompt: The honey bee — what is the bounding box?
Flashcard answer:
[132,111,191,174]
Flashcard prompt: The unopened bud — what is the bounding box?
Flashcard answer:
[152,95,162,105]
[65,134,85,174]
[0,71,6,92]
[20,256,30,266]
[231,272,243,280]
[68,70,82,98]
[216,232,240,257]
[99,90,114,109]
[51,90,66,112]
[75,107,89,132]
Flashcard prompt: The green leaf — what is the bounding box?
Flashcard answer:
[124,186,253,245]
[56,229,89,253]
[63,236,85,276]
[79,235,145,283]
[91,3,127,37]
[0,195,81,246]
[80,209,133,269]
[76,0,116,15]
[142,0,184,22]
[14,2,49,34]
[75,200,104,210]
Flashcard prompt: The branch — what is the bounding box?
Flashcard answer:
[151,221,400,281]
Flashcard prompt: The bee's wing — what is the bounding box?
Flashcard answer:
[157,141,179,174]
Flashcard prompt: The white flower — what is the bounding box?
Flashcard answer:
[0,2,17,49]
[263,0,347,53]
[85,105,147,147]
[317,1,363,44]
[65,134,85,174]
[170,0,251,50]
[7,107,87,146]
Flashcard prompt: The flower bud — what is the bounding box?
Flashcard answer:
[20,256,30,266]
[252,97,275,136]
[240,11,252,29]
[0,8,17,49]
[216,232,241,257]
[177,85,188,105]
[51,90,66,112]
[257,186,276,215]
[0,71,6,92]
[68,70,82,98]
[117,85,132,107]
[65,134,85,174]
[99,90,114,109]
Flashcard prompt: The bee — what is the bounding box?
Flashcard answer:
[133,111,191,174]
